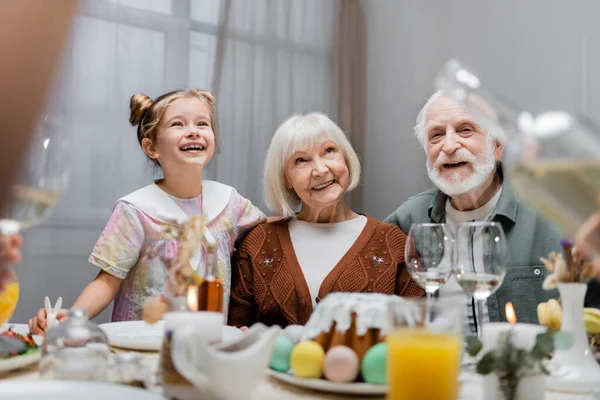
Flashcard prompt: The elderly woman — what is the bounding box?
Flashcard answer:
[227,113,423,328]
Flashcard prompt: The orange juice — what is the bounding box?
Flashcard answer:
[387,329,461,400]
[0,281,20,326]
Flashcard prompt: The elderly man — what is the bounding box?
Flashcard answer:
[385,91,563,327]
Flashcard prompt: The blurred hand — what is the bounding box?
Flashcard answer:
[575,211,600,281]
[0,233,23,292]
[240,326,249,332]
[28,307,69,335]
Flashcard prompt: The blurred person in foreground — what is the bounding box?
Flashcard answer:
[0,1,78,292]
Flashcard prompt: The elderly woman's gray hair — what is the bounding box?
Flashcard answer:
[263,112,361,218]
[413,90,506,149]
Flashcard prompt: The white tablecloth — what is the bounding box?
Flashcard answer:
[0,324,594,399]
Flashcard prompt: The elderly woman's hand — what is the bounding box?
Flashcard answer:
[0,233,23,292]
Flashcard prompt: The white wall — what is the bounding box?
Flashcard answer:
[361,0,448,219]
[360,0,600,219]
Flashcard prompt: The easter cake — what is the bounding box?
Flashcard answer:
[270,292,414,384]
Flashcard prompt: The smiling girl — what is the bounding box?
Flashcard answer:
[29,89,266,333]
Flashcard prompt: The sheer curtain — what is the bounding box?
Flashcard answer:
[200,0,337,212]
[14,0,345,323]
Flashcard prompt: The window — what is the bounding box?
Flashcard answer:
[53,0,335,224]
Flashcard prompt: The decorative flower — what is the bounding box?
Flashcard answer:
[372,255,384,266]
[540,240,595,290]
[264,258,274,266]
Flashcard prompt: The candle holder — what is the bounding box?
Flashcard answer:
[466,329,573,400]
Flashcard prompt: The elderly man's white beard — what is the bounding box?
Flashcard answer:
[426,144,496,196]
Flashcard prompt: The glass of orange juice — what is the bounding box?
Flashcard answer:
[0,267,20,326]
[387,299,464,400]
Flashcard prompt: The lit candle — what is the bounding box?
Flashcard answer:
[481,302,545,351]
[187,284,198,311]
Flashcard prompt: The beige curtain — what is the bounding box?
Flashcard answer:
[334,0,367,212]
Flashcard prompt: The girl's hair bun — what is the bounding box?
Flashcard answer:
[129,93,153,126]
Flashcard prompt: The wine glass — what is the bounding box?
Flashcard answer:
[435,59,600,248]
[0,114,69,328]
[454,221,508,338]
[405,223,455,300]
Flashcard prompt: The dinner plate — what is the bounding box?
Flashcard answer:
[0,325,43,346]
[266,369,388,395]
[0,324,43,374]
[99,320,244,351]
[0,350,41,374]
[0,380,166,399]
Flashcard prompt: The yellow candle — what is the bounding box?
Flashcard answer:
[0,281,20,326]
[387,329,461,400]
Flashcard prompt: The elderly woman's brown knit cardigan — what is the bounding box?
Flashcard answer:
[227,216,424,328]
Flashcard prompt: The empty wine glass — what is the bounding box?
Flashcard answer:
[0,114,69,328]
[405,223,455,299]
[454,221,508,338]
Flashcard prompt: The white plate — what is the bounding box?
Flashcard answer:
[0,323,43,374]
[267,369,388,395]
[100,320,244,351]
[0,350,41,374]
[0,380,166,399]
[1,324,43,346]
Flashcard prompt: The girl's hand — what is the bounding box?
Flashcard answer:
[28,307,69,335]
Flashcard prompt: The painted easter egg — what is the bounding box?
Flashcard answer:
[270,334,295,372]
[361,343,388,384]
[290,340,325,378]
[323,345,359,382]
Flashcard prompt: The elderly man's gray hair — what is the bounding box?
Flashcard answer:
[413,90,506,150]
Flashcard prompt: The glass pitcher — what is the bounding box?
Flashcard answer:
[435,59,600,248]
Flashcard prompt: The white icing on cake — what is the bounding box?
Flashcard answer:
[300,293,419,341]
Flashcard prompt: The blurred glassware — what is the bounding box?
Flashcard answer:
[0,113,70,331]
[435,59,600,248]
[405,223,454,299]
[387,298,464,400]
[106,352,151,388]
[40,308,110,381]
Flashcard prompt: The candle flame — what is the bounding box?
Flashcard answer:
[505,302,517,324]
[187,284,198,311]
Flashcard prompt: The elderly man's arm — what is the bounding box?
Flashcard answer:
[384,205,417,234]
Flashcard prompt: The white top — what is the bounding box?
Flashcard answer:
[288,215,367,306]
[440,186,503,332]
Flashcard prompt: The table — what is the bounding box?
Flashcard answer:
[0,324,593,399]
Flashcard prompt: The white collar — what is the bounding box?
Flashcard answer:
[119,180,232,225]
[118,180,232,271]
